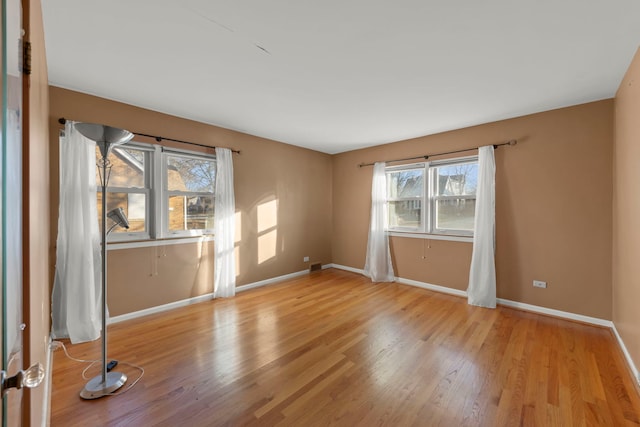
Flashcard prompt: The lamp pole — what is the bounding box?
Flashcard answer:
[100,152,109,386]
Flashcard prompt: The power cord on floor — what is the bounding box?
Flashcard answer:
[51,340,144,396]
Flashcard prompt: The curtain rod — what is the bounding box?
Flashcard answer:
[58,117,241,154]
[358,139,517,167]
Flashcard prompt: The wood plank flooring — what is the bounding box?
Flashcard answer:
[50,268,640,426]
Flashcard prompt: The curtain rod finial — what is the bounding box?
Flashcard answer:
[58,117,66,125]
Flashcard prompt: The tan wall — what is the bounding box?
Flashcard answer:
[23,0,51,424]
[333,100,613,319]
[107,242,214,317]
[613,48,640,377]
[49,87,333,315]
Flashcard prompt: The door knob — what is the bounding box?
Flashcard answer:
[0,363,45,396]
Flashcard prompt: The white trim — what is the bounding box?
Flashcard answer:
[612,323,640,386]
[396,276,467,298]
[43,337,54,427]
[388,232,473,243]
[326,263,364,275]
[430,154,479,166]
[495,298,613,327]
[108,268,311,324]
[161,146,216,159]
[329,264,611,327]
[109,293,214,324]
[107,235,214,251]
[236,269,309,293]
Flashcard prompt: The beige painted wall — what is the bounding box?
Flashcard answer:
[613,48,640,378]
[49,87,333,316]
[107,242,214,317]
[333,100,613,319]
[23,0,50,424]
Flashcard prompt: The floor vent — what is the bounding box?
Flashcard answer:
[309,262,322,272]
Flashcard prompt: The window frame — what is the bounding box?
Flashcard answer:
[160,148,216,238]
[429,156,478,237]
[386,155,478,239]
[103,142,155,242]
[385,163,427,233]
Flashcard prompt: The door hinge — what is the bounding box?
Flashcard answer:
[20,40,32,75]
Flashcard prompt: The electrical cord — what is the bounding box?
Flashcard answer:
[51,340,144,396]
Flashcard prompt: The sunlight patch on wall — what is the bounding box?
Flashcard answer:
[257,199,278,265]
[235,246,240,277]
[235,211,242,243]
[234,211,242,277]
[258,229,278,264]
[257,199,278,233]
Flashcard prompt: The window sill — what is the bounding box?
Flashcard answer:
[107,235,215,251]
[387,231,473,243]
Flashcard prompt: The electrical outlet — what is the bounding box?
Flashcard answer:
[303,256,310,262]
[533,280,547,288]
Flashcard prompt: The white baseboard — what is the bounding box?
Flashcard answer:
[612,324,640,386]
[109,268,311,324]
[495,298,613,327]
[109,293,214,324]
[323,263,361,274]
[236,269,309,293]
[397,276,468,298]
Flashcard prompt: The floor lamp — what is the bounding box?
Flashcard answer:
[75,122,133,399]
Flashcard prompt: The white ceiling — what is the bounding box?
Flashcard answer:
[42,1,640,154]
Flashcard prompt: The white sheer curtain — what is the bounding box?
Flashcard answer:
[467,145,497,308]
[214,147,236,298]
[364,162,395,282]
[51,122,103,343]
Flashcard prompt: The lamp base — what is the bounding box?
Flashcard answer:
[79,372,127,400]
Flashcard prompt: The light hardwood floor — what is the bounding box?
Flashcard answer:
[51,268,640,426]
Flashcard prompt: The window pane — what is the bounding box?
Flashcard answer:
[435,199,475,232]
[387,169,423,199]
[388,200,422,229]
[97,192,147,233]
[97,146,146,188]
[435,163,477,196]
[168,195,214,231]
[167,155,215,192]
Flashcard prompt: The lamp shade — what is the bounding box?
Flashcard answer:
[74,122,134,158]
[107,207,130,230]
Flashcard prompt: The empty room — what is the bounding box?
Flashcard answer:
[4,0,640,425]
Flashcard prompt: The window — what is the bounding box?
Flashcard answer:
[163,151,216,237]
[386,166,425,230]
[386,156,478,237]
[431,160,477,234]
[96,142,216,241]
[98,145,151,241]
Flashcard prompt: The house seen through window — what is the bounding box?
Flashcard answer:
[96,142,216,241]
[386,156,478,237]
[165,152,215,236]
